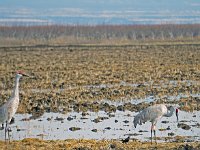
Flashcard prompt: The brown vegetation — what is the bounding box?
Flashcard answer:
[0,138,199,150]
[0,44,200,114]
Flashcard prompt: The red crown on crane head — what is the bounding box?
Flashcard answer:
[16,70,24,74]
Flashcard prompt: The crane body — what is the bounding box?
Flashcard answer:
[0,71,29,141]
[134,104,177,144]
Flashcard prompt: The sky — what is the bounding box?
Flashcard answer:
[0,0,198,11]
[0,0,200,25]
[1,0,200,10]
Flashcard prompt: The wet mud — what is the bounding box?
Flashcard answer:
[0,44,200,149]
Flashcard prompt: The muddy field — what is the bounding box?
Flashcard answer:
[0,43,200,149]
[0,44,200,114]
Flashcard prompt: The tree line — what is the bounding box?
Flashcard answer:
[0,24,200,42]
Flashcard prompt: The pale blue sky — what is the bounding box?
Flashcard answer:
[0,0,199,11]
[0,0,200,25]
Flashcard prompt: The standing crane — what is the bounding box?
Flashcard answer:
[133,104,178,144]
[0,71,30,141]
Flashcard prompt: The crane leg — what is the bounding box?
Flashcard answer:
[4,121,11,142]
[5,121,7,142]
[5,127,6,141]
[8,127,11,142]
[154,129,157,144]
[151,124,153,144]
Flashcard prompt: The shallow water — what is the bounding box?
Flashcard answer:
[0,110,199,142]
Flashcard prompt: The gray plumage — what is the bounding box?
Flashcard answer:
[0,74,21,125]
[134,104,174,128]
[0,71,29,141]
[133,104,175,144]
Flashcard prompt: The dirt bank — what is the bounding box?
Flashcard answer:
[0,138,199,150]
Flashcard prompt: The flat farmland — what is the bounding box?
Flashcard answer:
[0,43,200,149]
[0,44,200,113]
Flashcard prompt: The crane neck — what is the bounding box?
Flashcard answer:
[12,74,21,99]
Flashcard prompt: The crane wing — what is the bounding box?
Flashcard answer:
[133,104,166,128]
[0,104,7,124]
[134,108,150,128]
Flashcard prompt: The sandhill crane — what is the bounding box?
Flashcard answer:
[0,71,30,141]
[133,104,178,144]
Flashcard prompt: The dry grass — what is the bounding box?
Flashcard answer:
[0,138,199,150]
[0,43,200,113]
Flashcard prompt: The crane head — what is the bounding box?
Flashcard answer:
[16,70,30,77]
[167,105,179,122]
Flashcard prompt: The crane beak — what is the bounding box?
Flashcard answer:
[23,73,37,79]
[22,73,30,77]
[175,108,179,122]
[16,71,36,79]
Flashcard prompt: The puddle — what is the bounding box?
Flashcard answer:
[101,92,200,107]
[101,95,156,106]
[0,110,199,142]
[3,80,199,94]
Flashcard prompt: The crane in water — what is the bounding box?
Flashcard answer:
[0,71,30,141]
[133,104,178,144]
